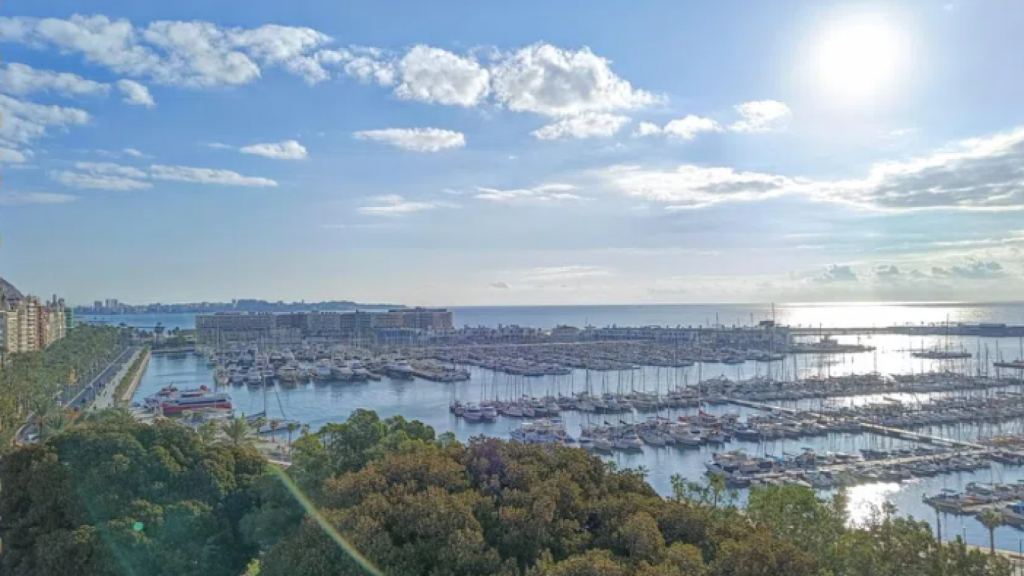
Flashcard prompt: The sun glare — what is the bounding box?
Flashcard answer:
[809,14,910,106]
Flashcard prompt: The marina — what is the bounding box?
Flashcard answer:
[127,328,1024,553]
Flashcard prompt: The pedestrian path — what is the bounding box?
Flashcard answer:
[89,347,143,412]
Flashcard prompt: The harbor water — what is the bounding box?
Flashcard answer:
[134,346,1024,552]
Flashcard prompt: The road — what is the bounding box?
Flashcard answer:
[90,348,144,411]
[65,346,136,412]
[16,346,138,443]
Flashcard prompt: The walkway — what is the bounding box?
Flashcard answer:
[90,347,144,412]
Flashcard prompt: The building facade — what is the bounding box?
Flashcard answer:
[385,307,454,331]
[195,308,456,346]
[0,294,68,355]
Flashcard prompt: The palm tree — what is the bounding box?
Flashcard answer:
[979,509,1003,554]
[33,401,57,440]
[301,423,311,437]
[286,422,298,446]
[252,416,266,438]
[92,406,136,426]
[45,411,72,437]
[198,420,218,446]
[269,419,281,443]
[221,417,254,446]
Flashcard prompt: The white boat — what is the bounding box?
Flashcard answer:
[245,368,262,386]
[481,404,498,422]
[348,360,371,381]
[614,434,644,450]
[463,404,483,422]
[331,365,354,381]
[385,360,415,380]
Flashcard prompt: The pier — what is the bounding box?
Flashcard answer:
[726,397,988,450]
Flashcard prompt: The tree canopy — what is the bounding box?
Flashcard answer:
[0,414,264,576]
[1,407,1013,576]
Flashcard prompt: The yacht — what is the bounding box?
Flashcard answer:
[385,359,415,380]
[314,360,333,381]
[480,404,499,422]
[245,368,263,386]
[462,403,483,422]
[331,364,354,381]
[348,360,371,381]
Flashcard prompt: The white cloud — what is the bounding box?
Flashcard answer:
[149,164,278,187]
[729,100,791,133]
[0,15,162,80]
[0,15,334,88]
[358,194,441,216]
[931,260,1006,279]
[821,126,1024,211]
[116,79,155,107]
[663,115,722,139]
[531,113,630,140]
[394,45,490,107]
[0,63,109,97]
[522,265,611,281]
[316,47,397,86]
[227,24,333,84]
[489,281,511,289]
[600,125,1024,212]
[0,192,77,205]
[812,264,859,284]
[0,147,31,164]
[631,115,722,140]
[74,161,148,179]
[474,183,585,203]
[597,164,796,209]
[202,142,233,150]
[50,162,278,189]
[123,148,145,157]
[491,43,661,117]
[240,140,308,160]
[354,128,465,152]
[50,170,152,191]
[0,94,91,145]
[633,122,662,137]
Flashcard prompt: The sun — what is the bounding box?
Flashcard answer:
[809,14,910,105]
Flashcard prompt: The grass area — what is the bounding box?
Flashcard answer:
[114,347,150,403]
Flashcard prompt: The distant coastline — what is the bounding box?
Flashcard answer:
[73,298,404,316]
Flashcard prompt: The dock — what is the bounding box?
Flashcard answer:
[726,397,988,450]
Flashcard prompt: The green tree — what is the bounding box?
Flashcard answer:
[221,417,255,446]
[745,485,846,568]
[0,417,263,576]
[198,420,219,446]
[978,509,1003,555]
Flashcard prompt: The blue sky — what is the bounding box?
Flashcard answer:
[1,0,1023,306]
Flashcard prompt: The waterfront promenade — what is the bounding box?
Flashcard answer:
[91,347,146,411]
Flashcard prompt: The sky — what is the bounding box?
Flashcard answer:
[1,0,1023,307]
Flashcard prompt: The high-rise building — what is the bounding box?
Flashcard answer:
[1,287,69,355]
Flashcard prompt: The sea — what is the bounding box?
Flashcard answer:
[78,301,1024,332]
[90,302,1024,551]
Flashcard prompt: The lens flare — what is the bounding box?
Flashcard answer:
[268,464,386,576]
